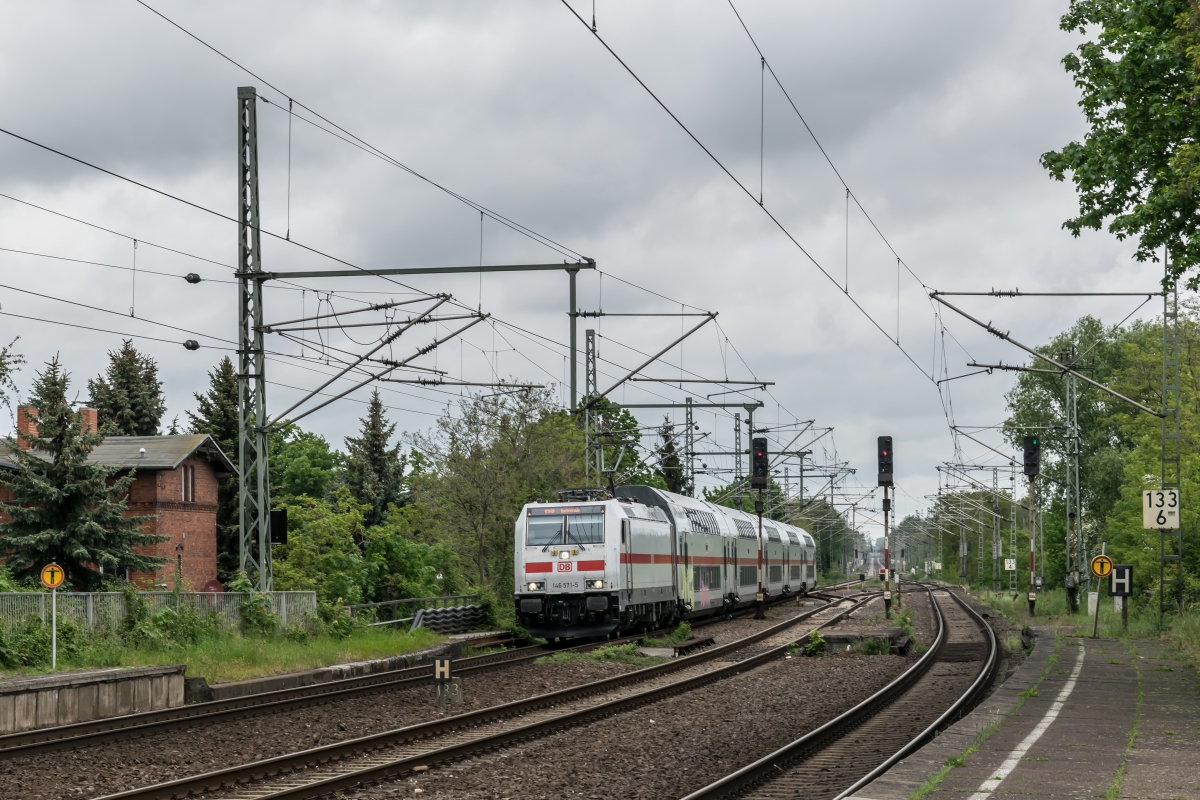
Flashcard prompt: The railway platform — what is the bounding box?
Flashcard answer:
[852,626,1200,800]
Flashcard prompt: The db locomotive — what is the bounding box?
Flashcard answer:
[513,485,816,639]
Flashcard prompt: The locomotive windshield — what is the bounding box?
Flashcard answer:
[526,517,564,546]
[525,506,605,546]
[566,514,604,544]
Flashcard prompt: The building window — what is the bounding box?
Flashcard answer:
[182,465,195,503]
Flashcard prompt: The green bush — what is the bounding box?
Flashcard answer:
[861,637,890,655]
[804,629,827,657]
[0,628,18,669]
[228,571,279,635]
[317,600,354,639]
[643,622,692,648]
[117,582,150,636]
[281,625,311,643]
[13,615,51,665]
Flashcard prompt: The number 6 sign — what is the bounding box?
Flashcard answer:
[1143,489,1180,529]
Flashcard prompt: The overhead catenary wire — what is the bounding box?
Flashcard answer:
[135,0,585,262]
[559,1,935,382]
[0,281,234,345]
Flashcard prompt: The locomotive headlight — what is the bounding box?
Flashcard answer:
[559,550,571,560]
[526,581,545,591]
[589,580,604,589]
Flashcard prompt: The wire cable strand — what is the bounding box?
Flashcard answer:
[0,281,235,345]
[557,1,934,383]
[0,191,230,270]
[135,0,586,263]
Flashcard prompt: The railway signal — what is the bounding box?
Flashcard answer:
[750,438,769,489]
[750,437,769,619]
[1025,437,1039,615]
[877,436,893,618]
[1022,436,1040,476]
[877,437,893,487]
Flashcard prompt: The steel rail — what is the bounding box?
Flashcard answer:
[680,584,997,800]
[832,587,999,800]
[96,593,878,800]
[0,583,850,756]
[678,585,946,800]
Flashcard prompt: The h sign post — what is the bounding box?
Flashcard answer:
[1111,564,1133,631]
[433,658,461,707]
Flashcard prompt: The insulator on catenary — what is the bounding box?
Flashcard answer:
[184,273,202,284]
[182,340,200,351]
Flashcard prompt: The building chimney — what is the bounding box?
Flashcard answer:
[80,407,99,435]
[16,405,38,451]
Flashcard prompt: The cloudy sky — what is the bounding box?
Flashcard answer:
[0,1,1165,538]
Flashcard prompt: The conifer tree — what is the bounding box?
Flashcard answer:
[88,340,166,436]
[654,417,687,494]
[343,389,406,527]
[186,357,239,582]
[0,357,166,589]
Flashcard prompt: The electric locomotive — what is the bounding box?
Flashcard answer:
[514,485,815,640]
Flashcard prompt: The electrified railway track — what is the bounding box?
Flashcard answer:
[94,591,880,800]
[0,582,855,758]
[681,585,999,800]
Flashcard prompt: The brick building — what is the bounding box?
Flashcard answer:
[0,406,236,590]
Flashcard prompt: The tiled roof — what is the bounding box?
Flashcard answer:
[0,434,237,476]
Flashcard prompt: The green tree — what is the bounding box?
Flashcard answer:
[88,340,166,435]
[271,490,368,605]
[411,387,584,596]
[1042,1,1200,284]
[343,389,406,527]
[186,357,239,583]
[587,398,658,489]
[271,425,340,503]
[364,504,463,601]
[0,357,166,589]
[0,337,23,418]
[653,417,687,494]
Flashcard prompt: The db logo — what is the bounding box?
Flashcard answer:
[557,561,572,572]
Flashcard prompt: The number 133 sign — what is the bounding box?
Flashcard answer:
[1143,489,1180,529]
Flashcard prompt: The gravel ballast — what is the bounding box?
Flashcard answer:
[0,661,640,800]
[360,651,913,800]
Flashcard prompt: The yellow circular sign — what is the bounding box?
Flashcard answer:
[39,563,65,590]
[1090,555,1113,579]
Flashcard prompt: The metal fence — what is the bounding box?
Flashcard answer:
[347,595,479,627]
[0,591,318,635]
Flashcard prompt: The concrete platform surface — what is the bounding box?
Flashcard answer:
[853,628,1200,800]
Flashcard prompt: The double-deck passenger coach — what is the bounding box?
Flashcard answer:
[514,485,815,639]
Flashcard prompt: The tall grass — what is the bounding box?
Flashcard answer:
[7,626,445,683]
[972,586,1200,665]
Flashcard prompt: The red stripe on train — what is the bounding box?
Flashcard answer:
[575,560,605,571]
[525,562,553,573]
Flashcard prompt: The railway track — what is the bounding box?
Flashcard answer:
[681,585,999,800]
[0,582,851,758]
[96,591,880,800]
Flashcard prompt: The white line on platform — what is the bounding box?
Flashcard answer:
[964,641,1085,800]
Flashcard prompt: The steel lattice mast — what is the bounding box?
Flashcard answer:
[237,86,272,590]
